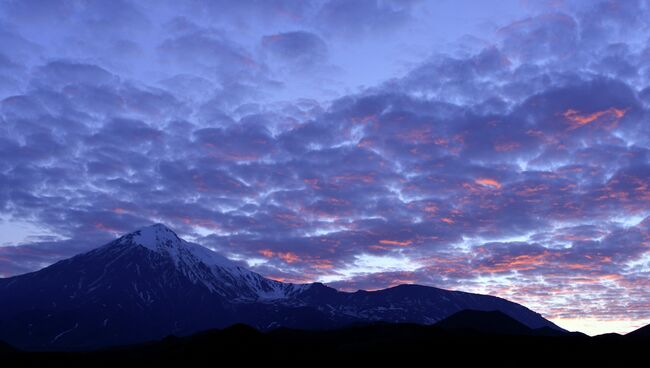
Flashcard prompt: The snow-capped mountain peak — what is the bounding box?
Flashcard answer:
[119,223,238,269]
[110,223,305,300]
[129,223,181,252]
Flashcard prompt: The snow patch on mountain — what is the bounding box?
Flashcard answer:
[123,223,236,268]
[115,223,307,300]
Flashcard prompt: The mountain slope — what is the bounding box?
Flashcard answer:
[292,282,561,330]
[627,323,650,337]
[0,224,308,349]
[0,223,563,349]
[105,223,307,300]
[435,310,534,335]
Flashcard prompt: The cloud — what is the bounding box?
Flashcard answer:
[316,0,417,36]
[1,0,650,331]
[34,61,118,89]
[497,13,579,62]
[262,31,328,71]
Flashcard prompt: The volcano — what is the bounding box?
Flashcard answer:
[0,223,563,349]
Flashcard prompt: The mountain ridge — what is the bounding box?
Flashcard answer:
[628,323,650,337]
[3,320,646,364]
[0,223,564,349]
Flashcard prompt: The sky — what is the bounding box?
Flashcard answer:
[1,0,650,336]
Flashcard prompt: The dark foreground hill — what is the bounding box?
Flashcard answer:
[0,310,646,364]
[628,323,650,337]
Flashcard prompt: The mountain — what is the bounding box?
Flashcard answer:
[0,223,563,349]
[0,340,15,355]
[434,310,576,337]
[0,224,309,349]
[293,282,561,330]
[434,310,535,335]
[628,323,650,337]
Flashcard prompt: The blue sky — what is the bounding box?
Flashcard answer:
[1,0,650,335]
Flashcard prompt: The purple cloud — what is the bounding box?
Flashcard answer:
[262,31,328,70]
[1,0,650,334]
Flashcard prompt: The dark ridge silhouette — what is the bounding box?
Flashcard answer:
[434,309,534,335]
[2,322,649,364]
[594,332,624,339]
[627,323,650,337]
[434,310,588,338]
[0,340,16,354]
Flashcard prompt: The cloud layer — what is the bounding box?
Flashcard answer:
[1,0,650,333]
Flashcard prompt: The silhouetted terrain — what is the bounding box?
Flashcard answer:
[1,310,647,364]
[628,323,650,337]
[0,224,562,350]
[0,225,644,364]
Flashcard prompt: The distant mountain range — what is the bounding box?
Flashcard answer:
[0,223,564,349]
